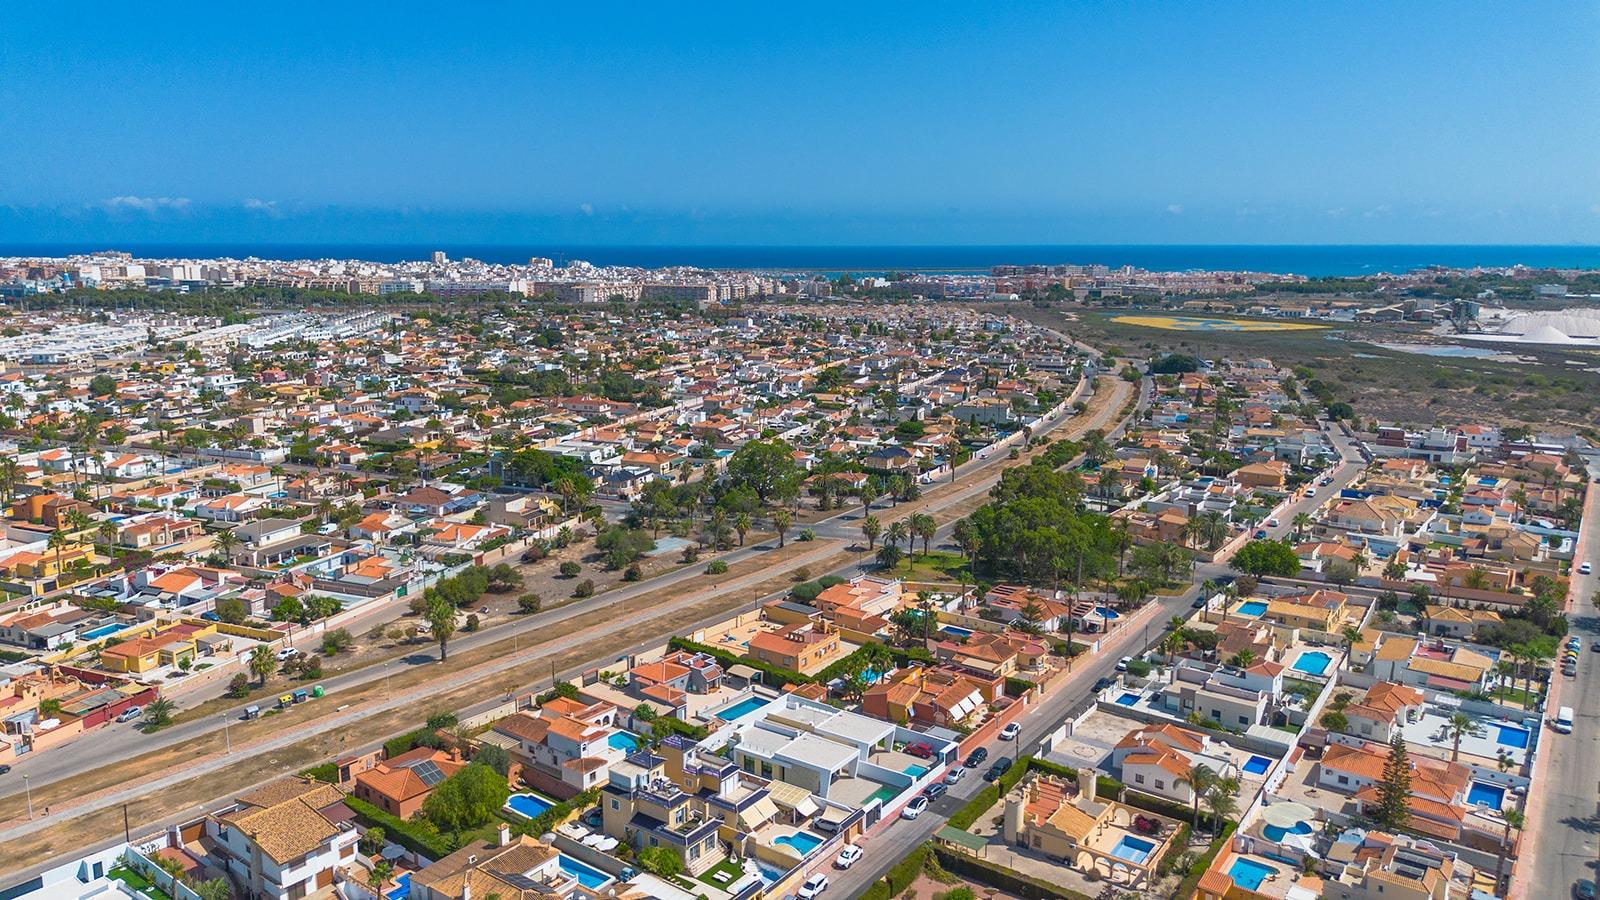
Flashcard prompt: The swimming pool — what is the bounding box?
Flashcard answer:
[81,623,128,640]
[774,831,825,856]
[386,873,411,900]
[558,854,611,889]
[1467,782,1506,809]
[607,731,639,752]
[1292,650,1333,675]
[1115,692,1141,706]
[1109,835,1155,864]
[1495,724,1530,749]
[1263,820,1313,842]
[903,764,928,777]
[1242,755,1273,775]
[940,625,974,638]
[1228,858,1278,891]
[1236,601,1268,617]
[504,792,555,820]
[1094,607,1121,619]
[715,696,769,721]
[864,786,897,807]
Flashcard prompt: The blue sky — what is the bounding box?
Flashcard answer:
[1,1,1597,245]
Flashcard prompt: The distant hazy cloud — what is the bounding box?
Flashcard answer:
[100,195,191,213]
[1165,204,1183,215]
[242,198,283,217]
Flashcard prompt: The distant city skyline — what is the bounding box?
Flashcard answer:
[2,2,1597,245]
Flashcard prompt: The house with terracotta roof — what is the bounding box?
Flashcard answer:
[1316,741,1473,842]
[204,777,359,900]
[352,746,465,819]
[409,829,577,900]
[1338,681,1425,743]
[861,664,1002,728]
[1000,768,1174,891]
[746,621,848,676]
[1107,723,1240,805]
[492,699,626,797]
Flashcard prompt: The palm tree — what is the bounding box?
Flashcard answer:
[1227,649,1256,669]
[885,520,909,558]
[95,519,119,552]
[144,697,176,727]
[910,513,936,558]
[887,474,907,506]
[249,644,277,686]
[859,484,879,511]
[1185,764,1216,831]
[1493,808,1524,894]
[213,528,241,562]
[1445,712,1483,762]
[1203,778,1240,836]
[1291,512,1311,541]
[46,526,69,585]
[860,515,882,551]
[772,509,792,548]
[734,512,751,547]
[0,456,19,505]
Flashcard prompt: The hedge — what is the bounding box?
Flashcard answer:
[931,846,1091,900]
[299,762,338,784]
[860,845,932,900]
[668,636,808,688]
[947,755,1037,829]
[1157,823,1192,878]
[345,796,454,860]
[1173,821,1238,899]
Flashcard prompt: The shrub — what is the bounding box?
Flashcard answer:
[623,565,642,582]
[558,561,581,578]
[572,579,594,598]
[705,560,728,575]
[517,593,542,613]
[1124,658,1153,678]
[464,614,480,632]
[798,528,816,541]
[226,673,251,698]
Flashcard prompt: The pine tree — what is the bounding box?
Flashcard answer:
[1375,733,1412,829]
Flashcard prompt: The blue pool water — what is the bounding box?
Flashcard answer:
[607,731,639,752]
[1467,782,1506,809]
[1495,724,1530,749]
[1263,820,1313,842]
[1228,858,1278,891]
[1115,692,1140,706]
[904,764,929,777]
[774,831,824,855]
[1094,606,1121,619]
[1292,651,1333,675]
[504,792,555,820]
[1109,835,1155,864]
[81,623,128,640]
[386,873,411,900]
[1236,601,1268,617]
[1242,755,1273,775]
[717,697,769,721]
[558,854,611,889]
[940,625,974,638]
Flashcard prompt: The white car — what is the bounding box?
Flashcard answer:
[1581,561,1593,576]
[834,844,863,869]
[798,874,829,898]
[1267,517,1280,527]
[901,796,929,820]
[945,766,966,784]
[999,722,1021,741]
[275,647,300,661]
[1305,488,1317,497]
[1115,656,1133,672]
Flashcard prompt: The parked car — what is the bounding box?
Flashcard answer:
[1093,676,1116,692]
[1567,637,1582,650]
[1116,656,1133,672]
[798,874,829,898]
[0,764,10,775]
[116,706,142,723]
[1305,488,1317,497]
[964,747,988,768]
[945,766,966,784]
[924,782,948,800]
[1267,517,1280,527]
[1575,878,1596,900]
[901,796,929,820]
[1582,561,1594,576]
[905,742,934,759]
[834,845,862,869]
[275,647,300,661]
[1591,640,1600,653]
[1253,529,1268,539]
[999,722,1021,741]
[1192,596,1207,609]
[984,758,1013,782]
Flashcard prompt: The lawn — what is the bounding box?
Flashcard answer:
[1491,684,1539,709]
[895,550,971,584]
[108,866,173,900]
[695,858,746,889]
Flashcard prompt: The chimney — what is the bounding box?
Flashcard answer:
[1077,767,1097,803]
[461,876,471,900]
[498,822,511,847]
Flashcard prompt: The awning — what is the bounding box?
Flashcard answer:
[936,825,988,854]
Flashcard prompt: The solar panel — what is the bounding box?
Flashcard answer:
[500,874,542,891]
[411,760,445,786]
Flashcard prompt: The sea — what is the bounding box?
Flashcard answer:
[2,243,1599,277]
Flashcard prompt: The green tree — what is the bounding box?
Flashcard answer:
[1373,734,1412,829]
[144,697,176,727]
[425,594,458,661]
[249,644,277,686]
[215,596,247,624]
[1231,539,1300,577]
[860,515,882,551]
[636,846,683,880]
[772,508,792,548]
[725,439,801,505]
[475,743,512,777]
[421,762,510,831]
[1446,712,1484,762]
[1185,763,1216,831]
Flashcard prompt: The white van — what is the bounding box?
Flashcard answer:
[1554,706,1574,734]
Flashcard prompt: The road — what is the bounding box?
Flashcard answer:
[820,420,1368,897]
[1516,477,1599,899]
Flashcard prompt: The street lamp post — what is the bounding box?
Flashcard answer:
[23,774,32,819]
